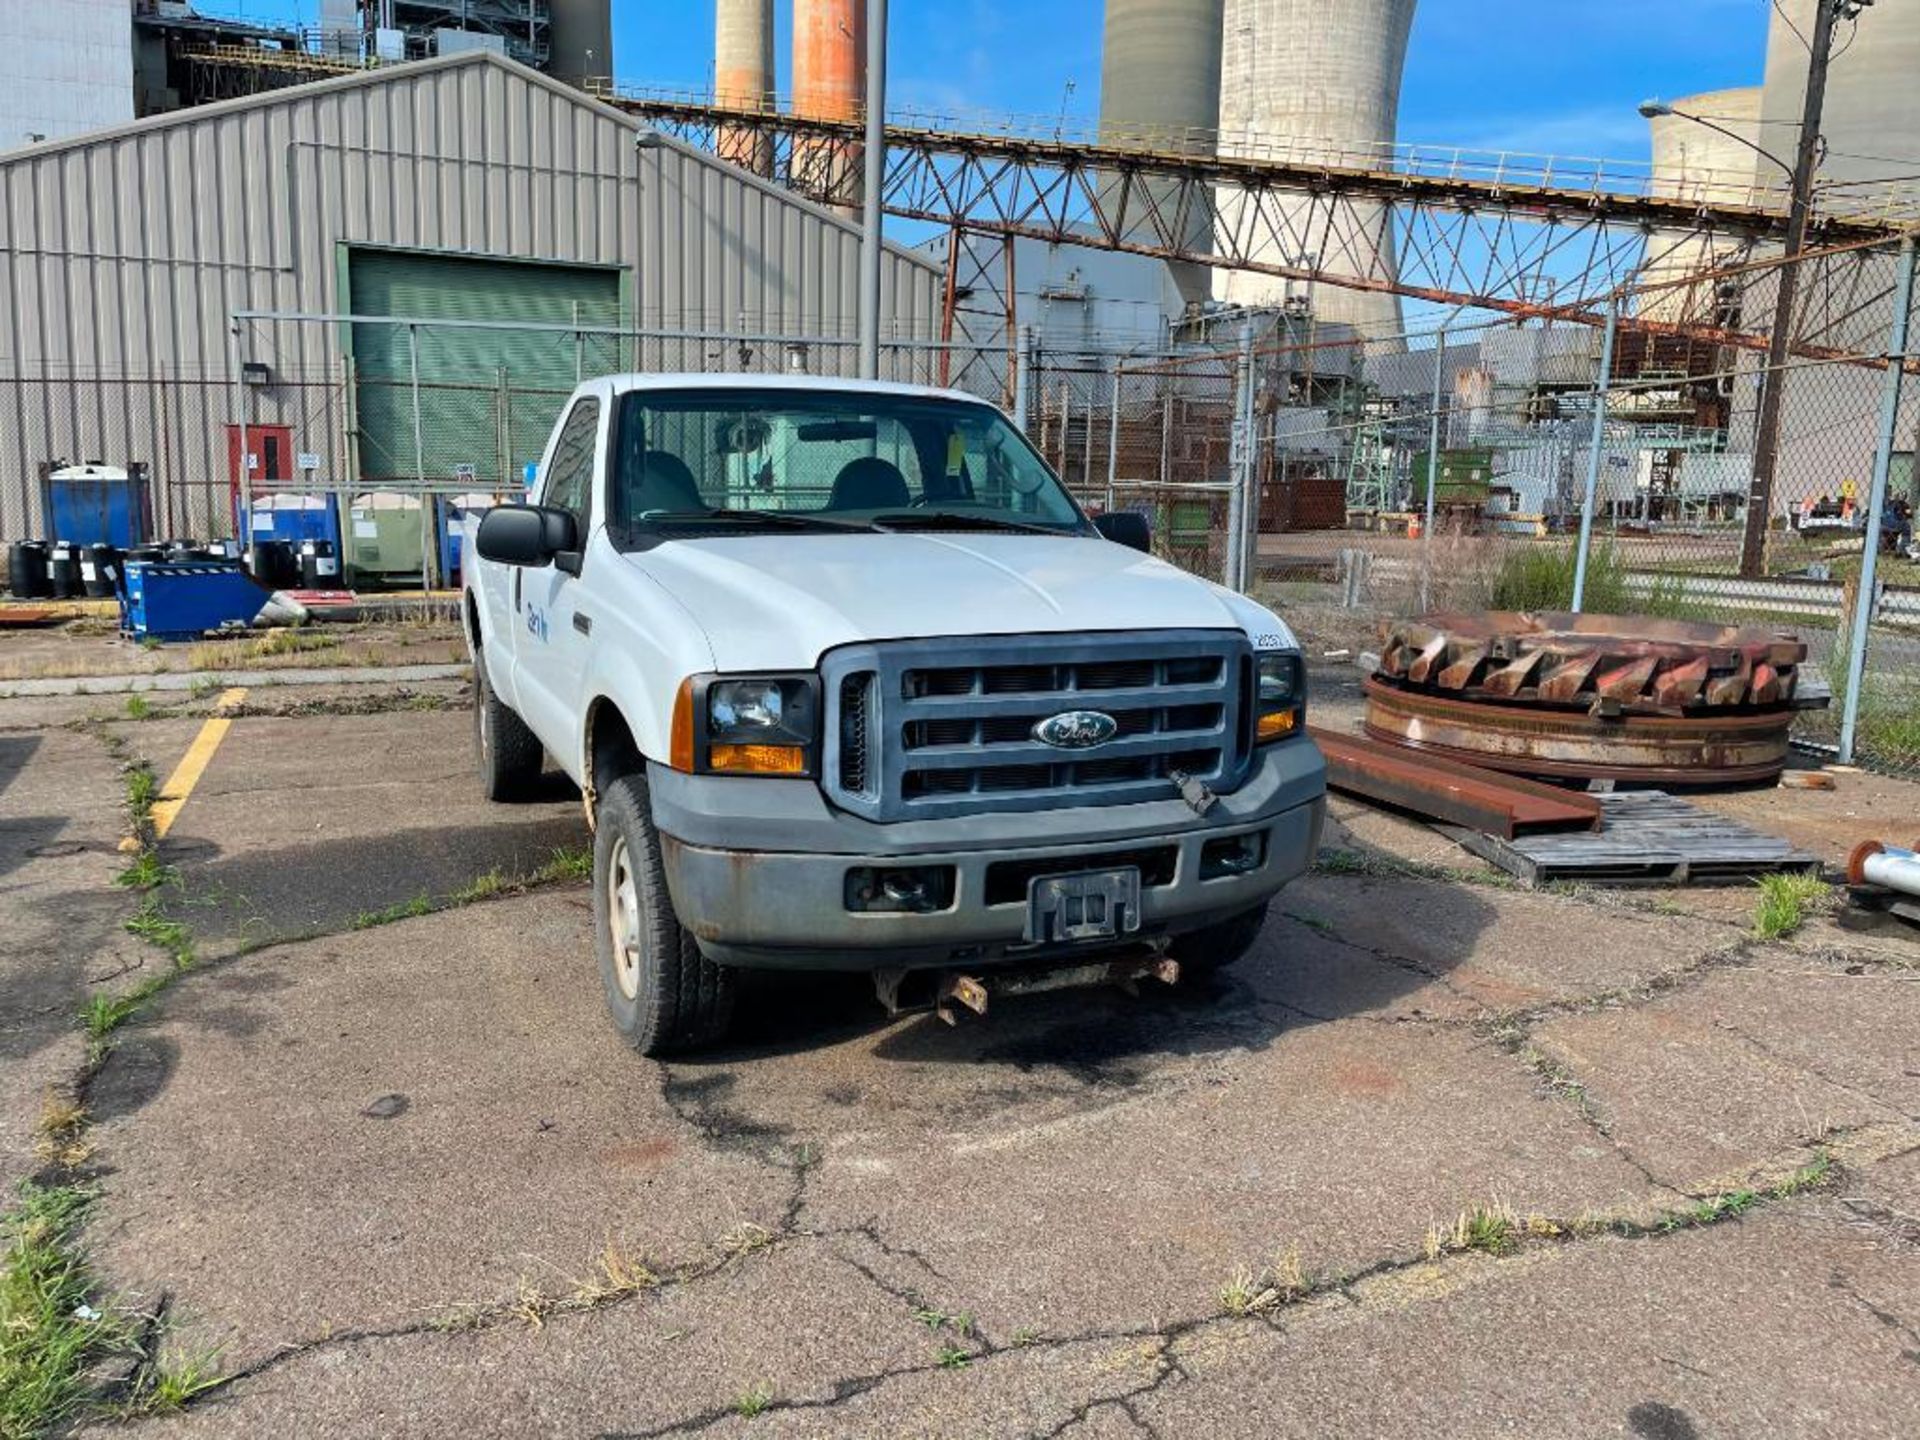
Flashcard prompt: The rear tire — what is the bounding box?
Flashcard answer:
[1169,902,1270,976]
[473,650,544,802]
[594,772,736,1056]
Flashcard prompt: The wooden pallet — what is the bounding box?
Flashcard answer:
[1445,791,1822,886]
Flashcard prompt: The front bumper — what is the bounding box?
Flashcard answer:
[649,738,1326,971]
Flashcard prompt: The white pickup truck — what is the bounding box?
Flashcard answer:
[465,375,1326,1053]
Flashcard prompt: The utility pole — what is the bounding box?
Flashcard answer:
[857,0,889,380]
[1740,0,1859,578]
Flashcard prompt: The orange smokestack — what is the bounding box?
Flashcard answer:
[794,0,865,123]
[791,0,866,208]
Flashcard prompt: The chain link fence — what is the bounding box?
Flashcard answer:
[3,240,1917,777]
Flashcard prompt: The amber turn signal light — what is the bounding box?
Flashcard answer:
[669,677,696,772]
[708,743,808,775]
[1256,709,1298,742]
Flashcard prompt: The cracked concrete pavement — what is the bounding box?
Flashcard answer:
[6,671,1920,1438]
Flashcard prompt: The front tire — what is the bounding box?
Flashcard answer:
[1169,902,1270,976]
[473,650,544,802]
[594,772,736,1055]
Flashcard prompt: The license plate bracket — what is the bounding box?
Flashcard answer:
[1026,867,1143,945]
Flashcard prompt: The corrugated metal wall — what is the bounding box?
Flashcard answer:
[0,51,943,537]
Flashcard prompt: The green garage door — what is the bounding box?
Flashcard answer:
[348,250,622,487]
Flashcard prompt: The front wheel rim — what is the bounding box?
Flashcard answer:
[608,835,642,1002]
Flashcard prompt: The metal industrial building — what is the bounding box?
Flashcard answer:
[0,49,944,540]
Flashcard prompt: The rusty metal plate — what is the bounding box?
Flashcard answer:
[1376,612,1807,717]
[1362,677,1794,786]
[1312,726,1601,840]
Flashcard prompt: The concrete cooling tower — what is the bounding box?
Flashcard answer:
[1213,0,1416,342]
[1761,0,1920,201]
[1643,87,1765,325]
[1098,0,1226,308]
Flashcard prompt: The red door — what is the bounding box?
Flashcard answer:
[226,424,293,532]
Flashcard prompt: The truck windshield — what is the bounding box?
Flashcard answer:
[608,387,1089,538]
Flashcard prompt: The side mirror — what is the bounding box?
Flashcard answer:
[1094,510,1152,554]
[475,505,579,567]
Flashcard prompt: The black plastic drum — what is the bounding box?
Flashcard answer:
[298,539,339,588]
[7,541,50,598]
[46,542,80,599]
[80,544,122,598]
[247,539,297,588]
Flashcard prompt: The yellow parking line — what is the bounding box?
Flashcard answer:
[150,687,248,841]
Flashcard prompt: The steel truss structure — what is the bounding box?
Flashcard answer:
[607,92,1918,362]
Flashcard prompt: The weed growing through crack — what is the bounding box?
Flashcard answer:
[123,763,158,832]
[718,1224,776,1262]
[1010,1326,1041,1347]
[1218,1265,1260,1317]
[1219,1245,1318,1317]
[912,1307,974,1336]
[1661,1154,1833,1232]
[734,1384,775,1418]
[350,894,434,930]
[33,1095,93,1171]
[935,1342,972,1371]
[1753,872,1833,941]
[451,870,506,905]
[125,1347,225,1414]
[0,1184,133,1438]
[532,844,593,884]
[122,695,150,720]
[113,851,178,892]
[124,897,193,968]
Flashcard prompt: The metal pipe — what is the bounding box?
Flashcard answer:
[408,322,433,592]
[1012,325,1033,430]
[1226,323,1254,592]
[1572,291,1623,614]
[1106,361,1122,513]
[1850,841,1920,897]
[1420,325,1445,611]
[856,0,887,378]
[1839,233,1917,764]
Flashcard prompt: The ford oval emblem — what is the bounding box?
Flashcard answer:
[1033,710,1119,750]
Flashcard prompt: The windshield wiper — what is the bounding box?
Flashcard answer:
[644,508,866,532]
[867,511,1069,537]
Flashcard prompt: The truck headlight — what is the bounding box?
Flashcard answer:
[670,675,821,776]
[1254,653,1306,743]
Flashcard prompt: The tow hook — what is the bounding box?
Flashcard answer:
[873,952,1181,1025]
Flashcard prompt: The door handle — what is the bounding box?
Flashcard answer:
[572,612,592,636]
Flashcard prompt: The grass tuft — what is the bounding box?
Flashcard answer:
[113,851,178,893]
[450,870,506,905]
[0,1184,133,1439]
[1752,872,1833,941]
[1486,541,1695,618]
[935,1342,972,1371]
[734,1384,775,1418]
[350,894,434,930]
[124,897,194,968]
[33,1095,94,1172]
[123,764,158,830]
[122,695,150,721]
[126,1348,225,1414]
[532,845,593,884]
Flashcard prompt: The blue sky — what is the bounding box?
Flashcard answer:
[231,0,1775,164]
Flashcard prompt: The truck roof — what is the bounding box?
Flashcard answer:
[585,373,992,407]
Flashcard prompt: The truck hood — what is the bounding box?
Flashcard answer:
[628,532,1295,671]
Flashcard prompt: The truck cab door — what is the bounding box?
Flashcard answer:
[506,394,603,765]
